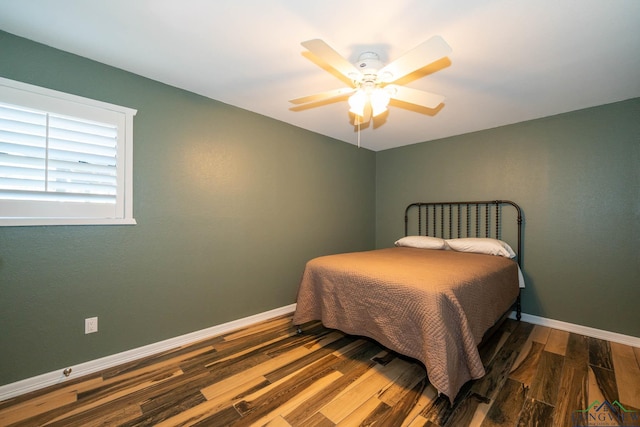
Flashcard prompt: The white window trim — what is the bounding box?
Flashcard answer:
[0,77,137,226]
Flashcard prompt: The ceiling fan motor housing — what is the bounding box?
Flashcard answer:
[354,52,393,84]
[356,52,383,75]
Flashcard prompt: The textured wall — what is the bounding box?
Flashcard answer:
[0,31,376,386]
[376,98,640,337]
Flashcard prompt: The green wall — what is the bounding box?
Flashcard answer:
[0,32,376,386]
[376,98,640,337]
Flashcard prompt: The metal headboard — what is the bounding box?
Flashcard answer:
[404,200,523,267]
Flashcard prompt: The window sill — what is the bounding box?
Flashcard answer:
[0,218,137,227]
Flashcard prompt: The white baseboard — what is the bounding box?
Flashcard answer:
[510,311,640,347]
[3,306,638,403]
[0,304,297,402]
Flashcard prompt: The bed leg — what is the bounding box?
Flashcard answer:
[516,295,522,321]
[295,326,302,335]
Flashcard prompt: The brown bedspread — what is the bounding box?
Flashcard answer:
[292,247,520,402]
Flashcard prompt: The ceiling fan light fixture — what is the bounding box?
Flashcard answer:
[348,89,367,117]
[370,88,391,117]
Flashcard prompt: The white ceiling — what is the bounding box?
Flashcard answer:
[0,0,639,151]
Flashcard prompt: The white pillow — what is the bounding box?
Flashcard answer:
[394,235,447,250]
[445,237,516,258]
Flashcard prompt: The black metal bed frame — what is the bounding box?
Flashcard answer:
[404,200,523,320]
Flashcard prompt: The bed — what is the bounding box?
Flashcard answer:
[292,200,524,403]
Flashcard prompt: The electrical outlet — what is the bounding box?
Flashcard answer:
[85,317,98,334]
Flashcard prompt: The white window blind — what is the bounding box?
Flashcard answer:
[0,77,137,226]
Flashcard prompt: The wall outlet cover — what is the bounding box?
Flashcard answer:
[85,317,98,334]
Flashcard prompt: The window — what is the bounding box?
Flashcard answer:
[0,77,137,226]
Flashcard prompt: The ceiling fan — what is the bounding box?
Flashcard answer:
[290,36,452,124]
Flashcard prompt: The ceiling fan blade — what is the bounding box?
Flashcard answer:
[301,39,362,81]
[379,36,452,83]
[289,87,356,105]
[386,85,445,109]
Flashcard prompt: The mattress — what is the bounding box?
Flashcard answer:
[292,246,520,402]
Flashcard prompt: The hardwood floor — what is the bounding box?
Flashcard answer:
[1,314,639,426]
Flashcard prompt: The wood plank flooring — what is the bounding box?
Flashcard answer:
[1,314,639,426]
